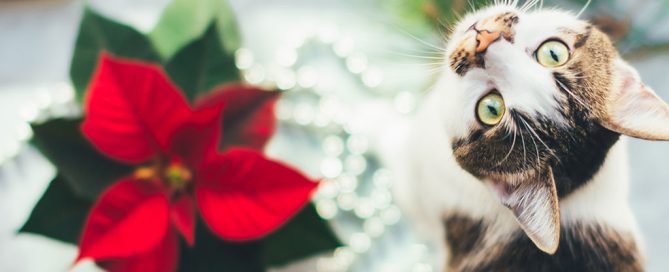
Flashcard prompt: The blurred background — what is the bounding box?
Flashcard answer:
[1,0,669,271]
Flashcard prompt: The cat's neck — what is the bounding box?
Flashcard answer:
[397,90,644,270]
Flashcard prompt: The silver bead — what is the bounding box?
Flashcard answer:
[349,233,371,253]
[235,48,255,70]
[316,199,338,220]
[320,157,343,178]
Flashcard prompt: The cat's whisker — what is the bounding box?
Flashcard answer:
[520,0,540,12]
[388,52,445,61]
[423,67,448,77]
[555,78,588,109]
[577,0,592,18]
[519,117,541,166]
[518,119,528,167]
[435,17,454,37]
[387,45,445,54]
[519,117,551,153]
[371,49,445,63]
[467,0,480,13]
[447,62,465,75]
[497,120,519,166]
[384,21,449,56]
[382,48,447,68]
[451,8,464,22]
[429,66,446,73]
[405,61,444,69]
[391,63,445,70]
[570,71,588,78]
[395,28,448,53]
[388,60,446,71]
[564,71,588,79]
[519,116,560,165]
[495,0,509,6]
[532,0,541,10]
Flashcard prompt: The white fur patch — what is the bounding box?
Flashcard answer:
[560,138,641,241]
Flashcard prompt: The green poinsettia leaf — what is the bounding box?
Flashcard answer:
[19,174,93,244]
[149,0,240,60]
[70,8,160,102]
[179,220,264,272]
[214,0,242,55]
[31,118,133,200]
[261,203,341,267]
[165,23,239,101]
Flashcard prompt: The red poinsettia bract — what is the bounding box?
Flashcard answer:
[74,53,317,271]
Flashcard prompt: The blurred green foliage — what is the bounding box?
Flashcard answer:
[384,0,489,35]
[149,0,241,60]
[165,24,240,101]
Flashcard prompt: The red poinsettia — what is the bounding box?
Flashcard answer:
[74,53,317,271]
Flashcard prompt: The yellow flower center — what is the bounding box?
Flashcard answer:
[134,166,157,180]
[133,160,192,191]
[164,163,192,190]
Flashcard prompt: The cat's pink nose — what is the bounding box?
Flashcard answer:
[475,30,501,53]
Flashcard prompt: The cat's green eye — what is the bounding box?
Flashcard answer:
[477,93,506,126]
[536,40,570,67]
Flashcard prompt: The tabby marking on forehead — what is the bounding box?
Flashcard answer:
[448,12,520,76]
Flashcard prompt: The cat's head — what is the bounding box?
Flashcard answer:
[439,2,669,254]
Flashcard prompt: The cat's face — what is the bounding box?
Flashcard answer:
[446,5,607,178]
[437,3,669,254]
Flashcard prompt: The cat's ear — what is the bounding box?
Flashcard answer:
[600,59,669,140]
[488,168,560,254]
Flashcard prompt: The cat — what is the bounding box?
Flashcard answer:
[393,1,669,271]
